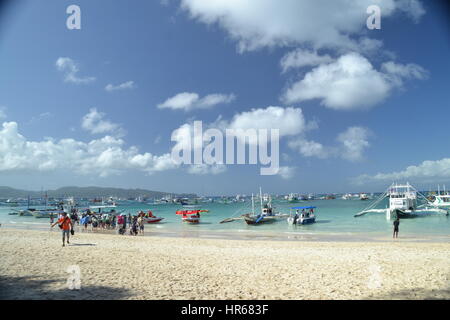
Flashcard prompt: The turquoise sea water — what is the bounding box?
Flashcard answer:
[1,199,449,242]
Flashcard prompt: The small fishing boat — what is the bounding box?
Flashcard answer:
[287,206,317,225]
[287,193,300,203]
[18,210,33,217]
[243,188,287,225]
[176,209,209,224]
[144,216,164,223]
[360,193,370,201]
[32,210,62,219]
[141,210,164,224]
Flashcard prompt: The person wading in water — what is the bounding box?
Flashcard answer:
[393,217,400,239]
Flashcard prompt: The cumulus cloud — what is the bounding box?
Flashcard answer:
[170,106,312,174]
[187,164,227,175]
[381,61,428,86]
[81,108,125,137]
[171,106,310,151]
[288,126,372,162]
[353,158,450,185]
[55,57,96,84]
[397,0,426,22]
[105,81,135,92]
[281,49,334,72]
[0,121,177,177]
[158,92,236,111]
[277,166,296,179]
[282,52,427,110]
[226,106,311,137]
[180,0,425,53]
[337,126,371,162]
[288,138,330,159]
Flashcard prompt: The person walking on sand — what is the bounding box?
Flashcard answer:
[51,212,73,247]
[137,215,144,235]
[393,217,400,238]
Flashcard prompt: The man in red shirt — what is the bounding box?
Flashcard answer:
[51,212,73,247]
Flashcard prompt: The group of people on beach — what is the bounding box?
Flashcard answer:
[50,209,155,246]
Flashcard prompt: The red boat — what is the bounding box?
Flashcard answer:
[176,209,209,224]
[141,210,163,224]
[144,216,164,224]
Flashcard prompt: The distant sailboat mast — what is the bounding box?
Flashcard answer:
[259,187,263,214]
[251,193,255,215]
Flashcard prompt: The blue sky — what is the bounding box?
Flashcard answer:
[0,0,449,195]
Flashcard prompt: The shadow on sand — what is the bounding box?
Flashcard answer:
[366,287,450,300]
[0,275,133,300]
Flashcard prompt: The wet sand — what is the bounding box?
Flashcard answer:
[0,228,449,300]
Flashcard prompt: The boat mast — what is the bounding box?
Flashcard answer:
[259,187,263,214]
[251,193,255,215]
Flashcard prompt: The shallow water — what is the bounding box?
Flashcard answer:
[1,199,449,241]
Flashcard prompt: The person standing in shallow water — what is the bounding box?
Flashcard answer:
[393,217,400,238]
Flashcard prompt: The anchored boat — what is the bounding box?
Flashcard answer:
[176,209,209,224]
[355,182,448,220]
[243,188,288,225]
[287,206,317,225]
[142,210,164,223]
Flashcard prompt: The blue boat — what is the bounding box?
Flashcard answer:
[288,206,317,225]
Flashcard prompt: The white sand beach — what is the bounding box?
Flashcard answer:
[0,228,449,300]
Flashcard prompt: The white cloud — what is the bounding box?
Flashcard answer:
[282,52,427,110]
[105,81,135,92]
[288,126,372,162]
[337,126,371,162]
[397,0,426,23]
[81,108,125,137]
[227,106,311,137]
[158,92,236,111]
[288,138,330,159]
[354,158,450,185]
[281,49,334,72]
[187,164,227,175]
[180,0,425,53]
[55,57,96,84]
[170,123,229,175]
[277,166,296,179]
[0,121,178,177]
[381,61,428,86]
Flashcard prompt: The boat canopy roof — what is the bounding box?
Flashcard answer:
[291,206,316,210]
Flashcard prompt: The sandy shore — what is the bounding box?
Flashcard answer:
[0,228,449,300]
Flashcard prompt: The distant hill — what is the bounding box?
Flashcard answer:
[0,186,196,199]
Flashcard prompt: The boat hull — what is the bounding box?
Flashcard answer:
[144,217,164,224]
[244,216,277,225]
[393,209,440,219]
[182,217,200,224]
[287,217,316,225]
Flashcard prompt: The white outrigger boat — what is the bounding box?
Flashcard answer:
[355,182,448,220]
[287,206,317,225]
[428,185,450,208]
